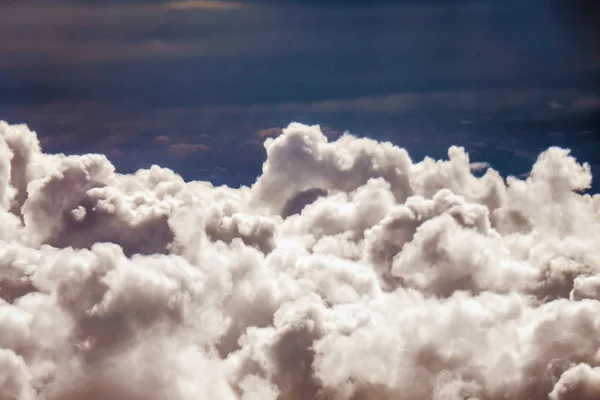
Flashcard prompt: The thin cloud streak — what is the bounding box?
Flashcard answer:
[165,0,246,10]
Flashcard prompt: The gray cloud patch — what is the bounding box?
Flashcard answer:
[1,120,600,399]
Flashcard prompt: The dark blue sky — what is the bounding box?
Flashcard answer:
[1,0,598,189]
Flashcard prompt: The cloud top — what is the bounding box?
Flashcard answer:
[0,120,599,399]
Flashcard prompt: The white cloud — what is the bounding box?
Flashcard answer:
[0,120,600,399]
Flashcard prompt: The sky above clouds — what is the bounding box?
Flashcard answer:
[0,0,598,187]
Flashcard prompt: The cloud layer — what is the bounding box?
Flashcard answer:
[1,120,600,399]
[165,0,245,10]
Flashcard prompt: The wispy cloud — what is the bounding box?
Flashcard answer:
[573,96,600,110]
[165,0,245,10]
[256,127,283,138]
[198,89,586,116]
[0,1,249,67]
[155,135,172,143]
[0,39,207,67]
[547,101,563,110]
[169,142,211,156]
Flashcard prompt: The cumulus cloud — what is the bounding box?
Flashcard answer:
[0,120,600,399]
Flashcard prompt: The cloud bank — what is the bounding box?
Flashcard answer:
[0,120,600,399]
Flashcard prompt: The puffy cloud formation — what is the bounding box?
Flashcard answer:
[0,120,600,400]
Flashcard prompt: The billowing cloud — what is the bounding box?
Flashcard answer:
[1,120,600,399]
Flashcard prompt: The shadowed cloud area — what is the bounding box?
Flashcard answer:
[2,121,600,399]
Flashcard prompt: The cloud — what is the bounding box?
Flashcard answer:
[0,3,212,67]
[165,0,245,10]
[548,100,563,110]
[0,38,207,67]
[155,135,172,143]
[1,120,600,399]
[192,89,588,117]
[469,161,490,171]
[257,126,341,139]
[573,96,600,110]
[257,127,283,138]
[169,142,211,156]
